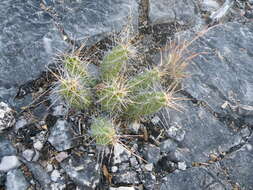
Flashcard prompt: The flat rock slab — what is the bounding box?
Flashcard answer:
[149,0,199,25]
[48,0,138,40]
[218,134,253,189]
[0,1,66,103]
[161,167,232,190]
[160,101,242,164]
[182,22,253,119]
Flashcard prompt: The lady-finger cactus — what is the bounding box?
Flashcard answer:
[90,117,116,145]
[101,45,132,81]
[59,76,92,110]
[97,78,132,114]
[127,67,161,93]
[125,89,181,120]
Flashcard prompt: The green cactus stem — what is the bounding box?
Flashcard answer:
[101,45,130,81]
[90,117,116,145]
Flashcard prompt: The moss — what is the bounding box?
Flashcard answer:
[90,117,116,145]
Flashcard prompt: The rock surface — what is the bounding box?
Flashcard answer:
[48,119,79,151]
[0,102,15,132]
[6,169,29,190]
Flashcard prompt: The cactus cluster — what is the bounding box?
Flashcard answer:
[55,38,185,146]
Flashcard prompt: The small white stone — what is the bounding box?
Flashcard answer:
[144,163,153,171]
[0,156,20,172]
[22,149,34,161]
[46,164,53,172]
[178,161,187,170]
[33,141,43,151]
[110,187,135,190]
[51,170,61,182]
[111,166,118,173]
[55,152,68,162]
[151,116,160,125]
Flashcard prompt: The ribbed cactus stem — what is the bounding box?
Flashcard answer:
[90,117,116,145]
[101,45,130,81]
[127,68,161,93]
[98,79,131,114]
[59,78,92,110]
[125,91,167,120]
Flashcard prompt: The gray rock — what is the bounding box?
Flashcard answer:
[149,0,198,25]
[14,118,27,132]
[0,172,5,187]
[182,22,253,119]
[55,152,68,163]
[110,187,135,190]
[48,119,78,151]
[113,143,131,164]
[0,156,20,172]
[25,162,51,189]
[143,144,161,164]
[217,134,253,189]
[60,155,100,189]
[112,171,140,186]
[160,101,242,164]
[22,149,35,161]
[6,169,29,190]
[0,1,67,104]
[160,138,178,153]
[141,172,156,190]
[201,0,220,13]
[0,137,16,158]
[50,0,138,40]
[161,167,232,190]
[166,125,185,142]
[51,170,61,182]
[0,102,15,132]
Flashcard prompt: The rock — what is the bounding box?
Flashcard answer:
[51,170,61,182]
[46,164,53,173]
[128,122,141,134]
[161,167,232,190]
[141,172,156,190]
[50,0,138,40]
[50,182,66,190]
[151,116,161,125]
[111,166,118,173]
[0,102,15,132]
[160,102,243,164]
[60,155,100,189]
[143,163,154,172]
[25,162,51,189]
[55,152,68,163]
[200,0,220,13]
[0,156,20,172]
[217,134,253,189]
[160,138,178,153]
[0,1,67,103]
[5,169,29,190]
[52,104,67,117]
[22,149,34,161]
[149,0,198,25]
[166,125,185,142]
[0,137,16,158]
[48,119,79,151]
[33,141,44,151]
[110,187,135,190]
[182,22,253,120]
[178,161,187,170]
[113,143,131,164]
[14,118,27,132]
[143,144,160,164]
[0,172,5,187]
[112,171,140,186]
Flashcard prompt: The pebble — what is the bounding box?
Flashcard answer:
[178,161,187,170]
[33,141,44,151]
[0,156,20,172]
[143,163,153,171]
[6,169,29,190]
[51,170,61,182]
[55,152,68,163]
[0,102,15,132]
[22,149,35,161]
